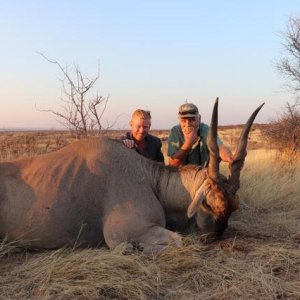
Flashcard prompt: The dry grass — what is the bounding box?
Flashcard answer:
[0,130,299,299]
[0,125,267,161]
[218,124,269,150]
[0,131,74,161]
[0,130,124,161]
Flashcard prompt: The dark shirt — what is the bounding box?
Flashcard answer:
[122,132,164,162]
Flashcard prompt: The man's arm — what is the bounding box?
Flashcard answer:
[168,128,198,167]
[168,148,190,167]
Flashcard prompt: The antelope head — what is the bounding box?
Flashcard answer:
[187,98,264,239]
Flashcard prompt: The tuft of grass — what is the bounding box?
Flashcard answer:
[0,237,23,258]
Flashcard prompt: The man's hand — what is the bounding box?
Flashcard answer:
[219,144,234,163]
[123,139,136,149]
[169,127,199,167]
[182,126,198,150]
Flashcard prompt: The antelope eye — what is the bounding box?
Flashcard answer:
[202,198,212,211]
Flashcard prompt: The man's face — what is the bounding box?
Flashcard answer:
[179,116,200,133]
[130,118,151,141]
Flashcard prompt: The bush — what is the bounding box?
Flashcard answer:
[262,100,300,156]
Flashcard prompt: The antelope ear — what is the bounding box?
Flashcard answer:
[187,186,206,218]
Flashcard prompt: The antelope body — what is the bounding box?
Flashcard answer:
[0,99,263,252]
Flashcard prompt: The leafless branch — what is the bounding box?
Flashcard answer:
[37,53,116,137]
[271,17,300,156]
[277,17,300,93]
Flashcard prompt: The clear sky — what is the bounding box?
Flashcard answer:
[0,0,299,130]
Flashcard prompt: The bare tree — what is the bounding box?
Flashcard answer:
[263,17,300,156]
[38,53,117,138]
[277,17,300,95]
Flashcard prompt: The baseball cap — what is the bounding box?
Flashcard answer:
[178,103,200,118]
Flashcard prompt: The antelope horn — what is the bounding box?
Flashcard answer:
[207,97,220,183]
[228,102,265,195]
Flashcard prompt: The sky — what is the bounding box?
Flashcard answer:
[0,0,300,130]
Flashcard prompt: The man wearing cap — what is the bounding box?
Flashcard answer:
[168,103,233,167]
